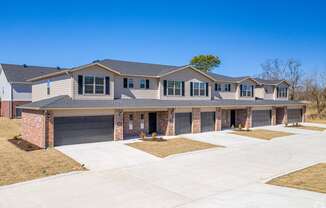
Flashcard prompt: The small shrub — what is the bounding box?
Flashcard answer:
[238,124,242,131]
[139,131,146,140]
[152,132,157,141]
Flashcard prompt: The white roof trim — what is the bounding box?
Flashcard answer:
[159,65,216,81]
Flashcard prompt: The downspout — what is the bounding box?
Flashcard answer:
[44,110,48,148]
[10,84,13,118]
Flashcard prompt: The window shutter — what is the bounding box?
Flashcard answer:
[78,75,83,95]
[240,85,243,96]
[163,80,167,96]
[215,83,217,91]
[105,77,110,95]
[206,82,209,96]
[190,82,193,96]
[228,84,231,92]
[181,81,185,96]
[146,79,150,89]
[276,87,279,98]
[251,86,254,97]
[123,78,128,88]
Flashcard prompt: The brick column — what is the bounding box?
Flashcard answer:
[302,105,307,123]
[283,106,288,125]
[114,109,124,140]
[45,111,54,148]
[271,107,276,125]
[215,107,222,131]
[192,108,201,133]
[166,108,175,136]
[245,107,252,129]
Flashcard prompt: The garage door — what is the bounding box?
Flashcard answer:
[252,110,271,127]
[288,109,302,123]
[201,112,215,132]
[54,115,114,146]
[175,113,192,135]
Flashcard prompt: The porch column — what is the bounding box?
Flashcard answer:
[45,111,54,148]
[283,106,288,125]
[192,108,201,133]
[215,107,222,131]
[271,107,276,126]
[302,105,307,123]
[114,109,124,140]
[245,107,252,129]
[166,108,175,136]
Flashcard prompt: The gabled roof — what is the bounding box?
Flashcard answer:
[19,95,305,110]
[0,63,62,83]
[254,78,290,86]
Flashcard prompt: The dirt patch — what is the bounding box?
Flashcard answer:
[0,118,86,186]
[286,124,326,132]
[229,129,294,140]
[307,118,326,124]
[267,163,326,194]
[127,138,222,158]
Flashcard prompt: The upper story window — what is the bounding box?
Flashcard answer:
[167,80,183,96]
[215,83,221,91]
[224,84,231,92]
[277,87,288,98]
[123,78,134,88]
[140,79,150,89]
[240,84,254,97]
[77,75,110,95]
[47,80,51,95]
[191,82,208,96]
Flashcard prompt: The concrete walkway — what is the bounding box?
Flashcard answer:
[0,124,325,208]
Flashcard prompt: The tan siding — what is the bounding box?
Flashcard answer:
[160,67,212,100]
[238,80,256,100]
[52,109,114,117]
[213,83,237,99]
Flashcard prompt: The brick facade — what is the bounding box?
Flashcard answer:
[215,107,222,131]
[0,101,30,118]
[276,107,285,124]
[166,108,175,136]
[245,107,252,129]
[302,105,307,122]
[114,109,123,140]
[45,112,54,147]
[271,107,276,125]
[157,111,168,135]
[123,111,149,138]
[192,108,201,133]
[283,106,288,124]
[22,109,46,148]
[235,109,247,128]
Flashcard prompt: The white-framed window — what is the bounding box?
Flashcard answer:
[192,82,206,96]
[84,76,105,95]
[215,83,221,91]
[240,84,253,97]
[277,87,288,98]
[129,114,133,130]
[167,80,182,96]
[47,80,51,95]
[224,84,231,92]
[128,79,134,88]
[140,80,145,89]
[140,113,145,129]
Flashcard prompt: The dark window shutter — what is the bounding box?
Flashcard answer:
[190,82,193,96]
[105,77,110,95]
[215,83,217,91]
[146,79,150,89]
[182,81,185,96]
[163,80,167,96]
[228,84,231,92]
[123,78,128,88]
[277,87,279,98]
[251,86,254,97]
[206,83,209,96]
[78,75,83,95]
[240,85,243,96]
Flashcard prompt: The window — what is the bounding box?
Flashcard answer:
[140,80,145,89]
[215,83,221,91]
[192,82,206,96]
[47,80,51,95]
[128,79,134,88]
[84,76,94,94]
[84,76,105,94]
[277,87,288,98]
[167,80,183,96]
[140,114,145,129]
[129,114,133,130]
[240,84,253,97]
[224,84,231,92]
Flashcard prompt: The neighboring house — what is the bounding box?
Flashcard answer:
[0,64,60,118]
[18,59,306,148]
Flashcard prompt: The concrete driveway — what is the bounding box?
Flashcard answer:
[0,123,326,208]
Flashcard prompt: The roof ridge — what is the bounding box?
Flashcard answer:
[101,59,179,68]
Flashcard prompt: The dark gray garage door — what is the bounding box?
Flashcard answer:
[54,115,114,146]
[175,113,192,135]
[201,112,215,132]
[252,110,271,127]
[288,109,302,123]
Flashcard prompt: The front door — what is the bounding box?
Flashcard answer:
[230,110,236,128]
[148,112,157,134]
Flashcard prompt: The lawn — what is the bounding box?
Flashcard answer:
[127,138,221,158]
[267,163,326,194]
[229,129,293,140]
[307,118,326,124]
[286,125,326,132]
[0,118,86,186]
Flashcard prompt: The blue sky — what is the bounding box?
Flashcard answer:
[0,0,325,77]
